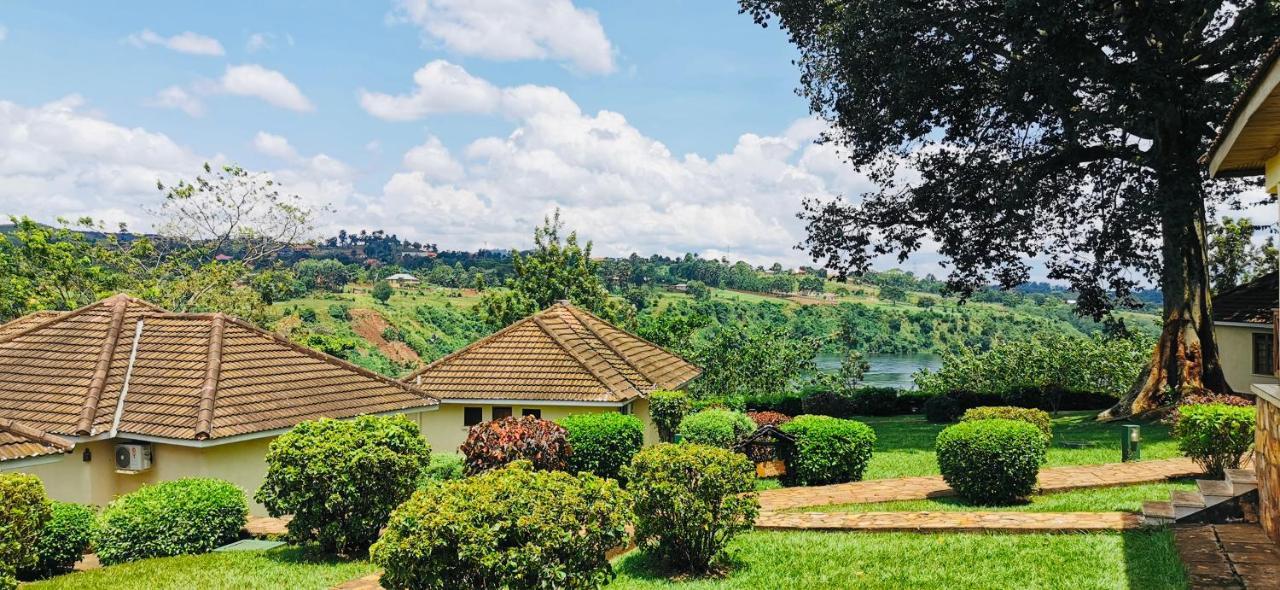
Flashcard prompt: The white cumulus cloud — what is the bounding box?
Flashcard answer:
[392,0,615,74]
[217,64,314,112]
[359,60,500,121]
[147,85,205,117]
[126,29,225,56]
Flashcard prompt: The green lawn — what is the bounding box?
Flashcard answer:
[811,480,1196,514]
[608,529,1186,590]
[24,547,376,590]
[859,411,1178,480]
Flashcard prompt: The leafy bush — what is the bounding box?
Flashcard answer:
[677,409,755,448]
[624,444,759,575]
[256,415,430,556]
[0,473,50,590]
[327,303,351,320]
[297,307,318,323]
[779,415,877,486]
[380,326,403,342]
[747,410,792,427]
[924,395,961,423]
[18,501,96,580]
[372,462,631,590]
[1175,403,1256,478]
[418,453,465,486]
[962,406,1052,441]
[649,390,692,442]
[372,280,393,303]
[744,390,806,416]
[459,415,571,474]
[97,478,247,565]
[936,419,1047,504]
[559,412,645,481]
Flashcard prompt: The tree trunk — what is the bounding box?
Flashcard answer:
[1101,126,1230,420]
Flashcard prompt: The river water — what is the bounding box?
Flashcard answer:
[814,352,943,390]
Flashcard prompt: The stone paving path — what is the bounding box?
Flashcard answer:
[757,457,1200,511]
[1175,523,1280,589]
[756,510,1142,532]
[244,515,291,537]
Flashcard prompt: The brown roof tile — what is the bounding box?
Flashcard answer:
[1214,271,1278,324]
[0,417,73,462]
[404,301,701,403]
[0,295,437,442]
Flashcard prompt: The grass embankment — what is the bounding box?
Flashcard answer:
[25,547,376,590]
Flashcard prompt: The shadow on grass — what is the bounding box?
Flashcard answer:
[1122,527,1188,590]
[613,548,748,583]
[259,545,364,566]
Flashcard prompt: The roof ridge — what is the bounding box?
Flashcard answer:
[556,307,648,395]
[75,296,129,435]
[564,303,702,382]
[194,314,226,440]
[402,314,537,382]
[532,314,638,401]
[0,417,74,451]
[0,293,171,347]
[562,305,659,386]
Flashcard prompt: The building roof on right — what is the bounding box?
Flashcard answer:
[1206,38,1280,189]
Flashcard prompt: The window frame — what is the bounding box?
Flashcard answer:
[463,406,483,427]
[1253,332,1275,376]
[521,408,542,419]
[492,406,513,421]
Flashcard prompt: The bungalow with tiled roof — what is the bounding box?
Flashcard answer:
[0,294,439,514]
[1210,272,1279,394]
[403,301,702,451]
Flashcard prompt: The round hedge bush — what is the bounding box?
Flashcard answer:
[459,415,570,475]
[96,478,247,565]
[778,415,877,486]
[0,473,50,590]
[961,406,1052,441]
[649,390,692,443]
[923,395,961,423]
[676,409,755,448]
[372,461,631,590]
[256,415,430,556]
[558,412,645,481]
[624,443,759,575]
[936,419,1047,505]
[1176,403,1256,477]
[18,501,96,580]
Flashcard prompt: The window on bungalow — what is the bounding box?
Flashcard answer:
[1253,333,1275,376]
[463,407,483,426]
[522,408,542,419]
[492,406,513,420]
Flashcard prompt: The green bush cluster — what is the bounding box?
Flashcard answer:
[256,415,430,556]
[96,478,247,565]
[459,415,571,474]
[327,302,351,320]
[923,394,962,423]
[18,501,96,580]
[559,412,645,481]
[962,406,1052,441]
[625,444,759,575]
[418,453,466,486]
[0,473,50,590]
[1175,403,1256,478]
[372,461,632,590]
[649,390,692,443]
[936,419,1047,504]
[677,409,755,448]
[779,415,877,486]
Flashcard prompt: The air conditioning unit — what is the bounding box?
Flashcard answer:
[114,443,152,472]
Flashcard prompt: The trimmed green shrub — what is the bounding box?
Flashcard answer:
[256,415,430,556]
[744,391,806,416]
[459,415,570,474]
[0,473,50,590]
[97,478,246,565]
[676,409,755,448]
[18,501,95,580]
[923,395,960,423]
[962,406,1052,441]
[936,419,1047,504]
[418,453,465,486]
[559,412,645,481]
[1175,403,1256,478]
[372,461,631,590]
[649,390,692,443]
[625,443,759,575]
[779,415,877,486]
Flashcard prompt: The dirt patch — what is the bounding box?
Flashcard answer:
[350,308,421,365]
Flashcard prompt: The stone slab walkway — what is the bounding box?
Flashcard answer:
[757,457,1200,511]
[1175,523,1280,589]
[244,515,291,537]
[756,510,1142,532]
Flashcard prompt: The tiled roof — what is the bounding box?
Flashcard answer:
[403,301,702,403]
[0,418,73,463]
[0,295,437,441]
[1213,272,1278,324]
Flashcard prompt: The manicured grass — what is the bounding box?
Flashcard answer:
[608,529,1186,590]
[859,411,1178,480]
[25,547,377,590]
[812,480,1196,514]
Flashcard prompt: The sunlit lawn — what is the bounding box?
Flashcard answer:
[811,480,1195,514]
[608,529,1187,590]
[24,547,375,590]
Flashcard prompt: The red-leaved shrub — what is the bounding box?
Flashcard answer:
[747,411,792,428]
[459,416,571,475]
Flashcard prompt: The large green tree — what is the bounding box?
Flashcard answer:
[1208,216,1276,292]
[740,0,1279,416]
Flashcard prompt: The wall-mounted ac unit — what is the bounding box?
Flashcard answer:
[114,443,152,472]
